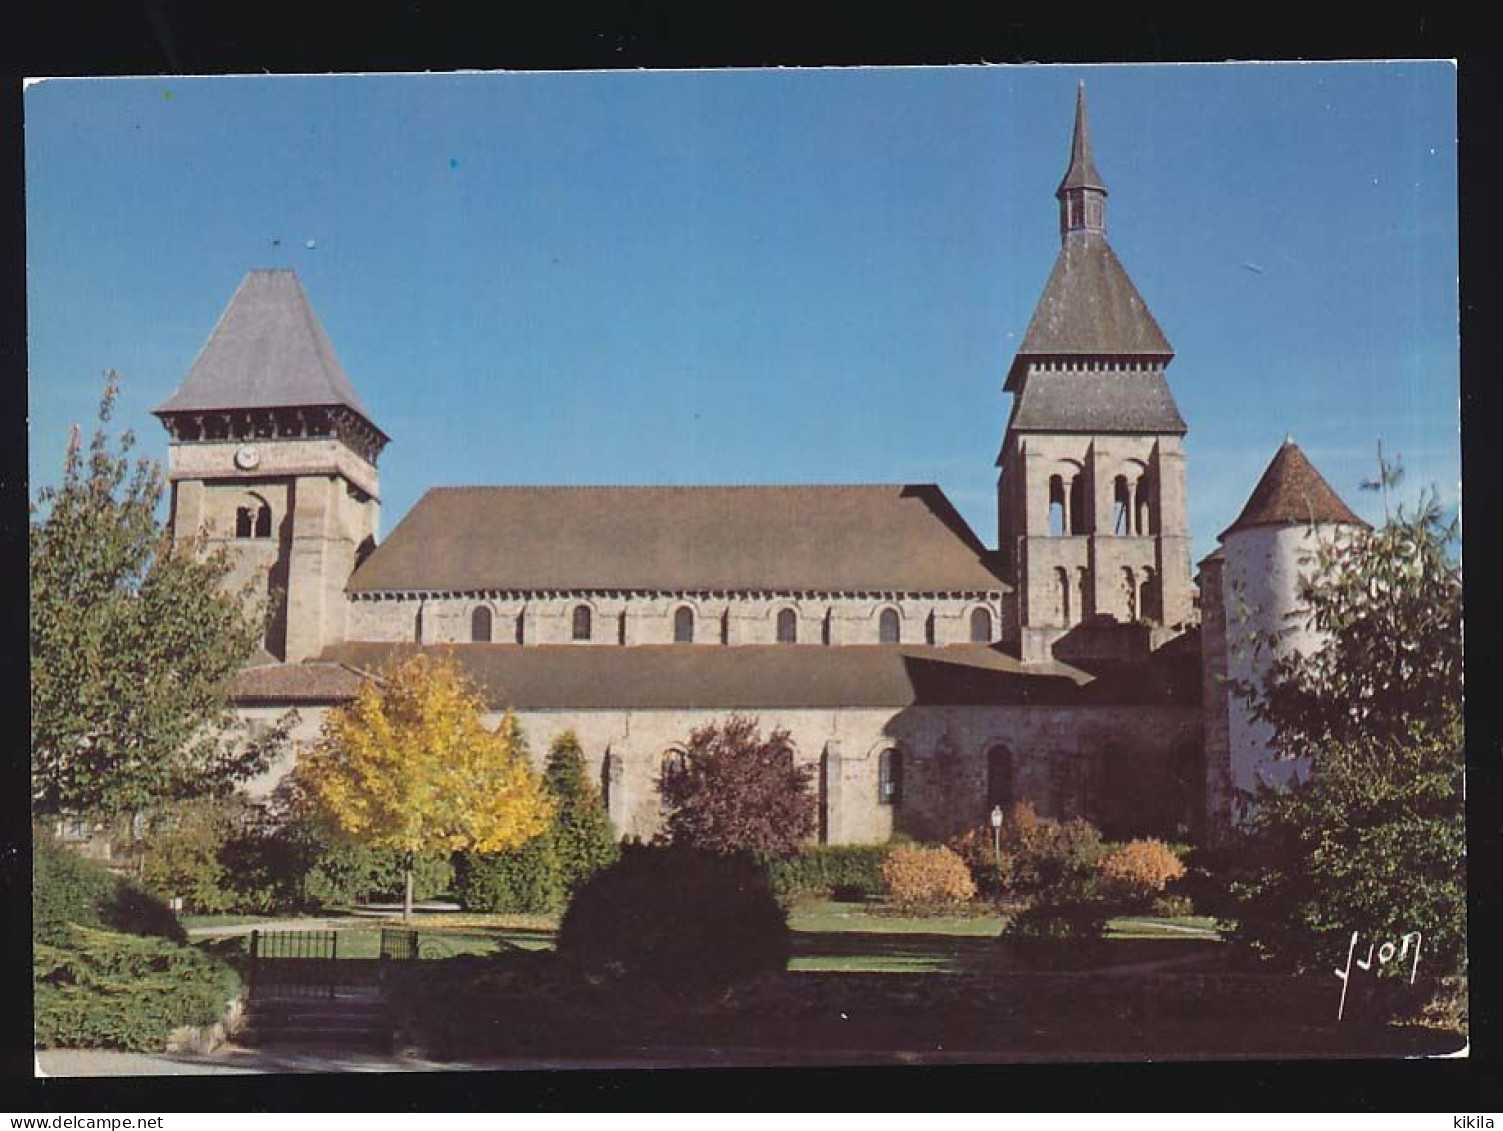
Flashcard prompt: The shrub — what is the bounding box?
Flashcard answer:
[1097,838,1187,911]
[879,844,977,910]
[556,843,790,994]
[136,799,242,915]
[299,840,454,909]
[32,834,184,944]
[1149,893,1196,918]
[1002,898,1112,950]
[1011,815,1104,899]
[945,826,1015,899]
[34,925,241,1051]
[761,844,894,901]
[454,834,563,914]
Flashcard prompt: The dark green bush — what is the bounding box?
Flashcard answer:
[32,835,184,944]
[299,841,453,908]
[34,925,241,1051]
[455,834,563,914]
[1002,898,1111,944]
[557,843,790,994]
[761,844,893,900]
[1012,817,1104,898]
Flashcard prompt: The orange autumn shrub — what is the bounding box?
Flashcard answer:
[880,844,977,909]
[1097,838,1186,908]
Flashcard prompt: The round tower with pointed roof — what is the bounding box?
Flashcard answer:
[997,84,1194,663]
[1200,439,1368,829]
[154,269,388,663]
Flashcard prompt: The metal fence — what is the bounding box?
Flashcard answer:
[249,929,339,998]
[379,927,419,962]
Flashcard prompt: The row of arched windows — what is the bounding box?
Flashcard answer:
[451,603,997,644]
[1050,567,1161,625]
[1045,471,1158,538]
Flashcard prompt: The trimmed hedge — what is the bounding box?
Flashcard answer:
[33,835,185,945]
[34,925,242,1051]
[761,844,894,900]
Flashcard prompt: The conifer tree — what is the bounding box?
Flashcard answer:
[543,731,619,895]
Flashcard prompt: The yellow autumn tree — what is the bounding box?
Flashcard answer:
[294,652,553,921]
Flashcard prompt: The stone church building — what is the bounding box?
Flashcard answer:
[153,87,1364,845]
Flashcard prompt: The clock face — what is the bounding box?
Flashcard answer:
[234,445,261,470]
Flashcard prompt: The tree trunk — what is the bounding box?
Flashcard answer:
[403,854,415,925]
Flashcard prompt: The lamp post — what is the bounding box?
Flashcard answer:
[990,804,1004,865]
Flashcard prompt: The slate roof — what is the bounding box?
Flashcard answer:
[1057,82,1107,196]
[347,484,1009,595]
[311,642,1103,710]
[154,270,378,426]
[1005,365,1187,435]
[232,660,369,704]
[1009,233,1173,376]
[1220,441,1368,539]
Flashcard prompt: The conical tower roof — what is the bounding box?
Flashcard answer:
[1056,82,1107,196]
[1220,440,1368,539]
[154,269,377,428]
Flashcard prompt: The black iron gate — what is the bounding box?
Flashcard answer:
[249,929,340,998]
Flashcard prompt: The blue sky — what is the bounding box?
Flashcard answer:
[25,64,1458,562]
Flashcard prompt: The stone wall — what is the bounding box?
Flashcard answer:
[238,699,1201,845]
[347,591,1005,649]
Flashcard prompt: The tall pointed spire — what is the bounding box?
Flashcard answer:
[1056,82,1108,239]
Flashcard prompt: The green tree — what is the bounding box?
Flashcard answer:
[1214,455,1465,986]
[30,373,284,821]
[292,652,553,921]
[543,731,618,895]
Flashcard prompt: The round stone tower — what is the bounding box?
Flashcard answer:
[1201,439,1368,828]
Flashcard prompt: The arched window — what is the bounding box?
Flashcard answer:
[878,608,901,644]
[878,748,902,805]
[1122,567,1138,621]
[1113,476,1131,535]
[719,609,730,645]
[414,605,424,644]
[1069,474,1088,534]
[821,609,833,646]
[924,610,936,646]
[618,610,628,645]
[1048,475,1066,537]
[986,745,1014,811]
[970,607,993,643]
[1055,567,1071,625]
[471,606,492,643]
[673,606,694,644]
[1076,567,1093,621]
[572,605,592,642]
[235,495,272,539]
[776,608,797,644]
[1140,566,1159,623]
[659,748,687,811]
[514,610,526,645]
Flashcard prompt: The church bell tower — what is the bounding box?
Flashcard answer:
[153,269,387,663]
[997,85,1195,662]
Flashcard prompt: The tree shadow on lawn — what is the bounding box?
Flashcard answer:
[789,928,1223,974]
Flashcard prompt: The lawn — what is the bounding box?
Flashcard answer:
[187,901,1223,974]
